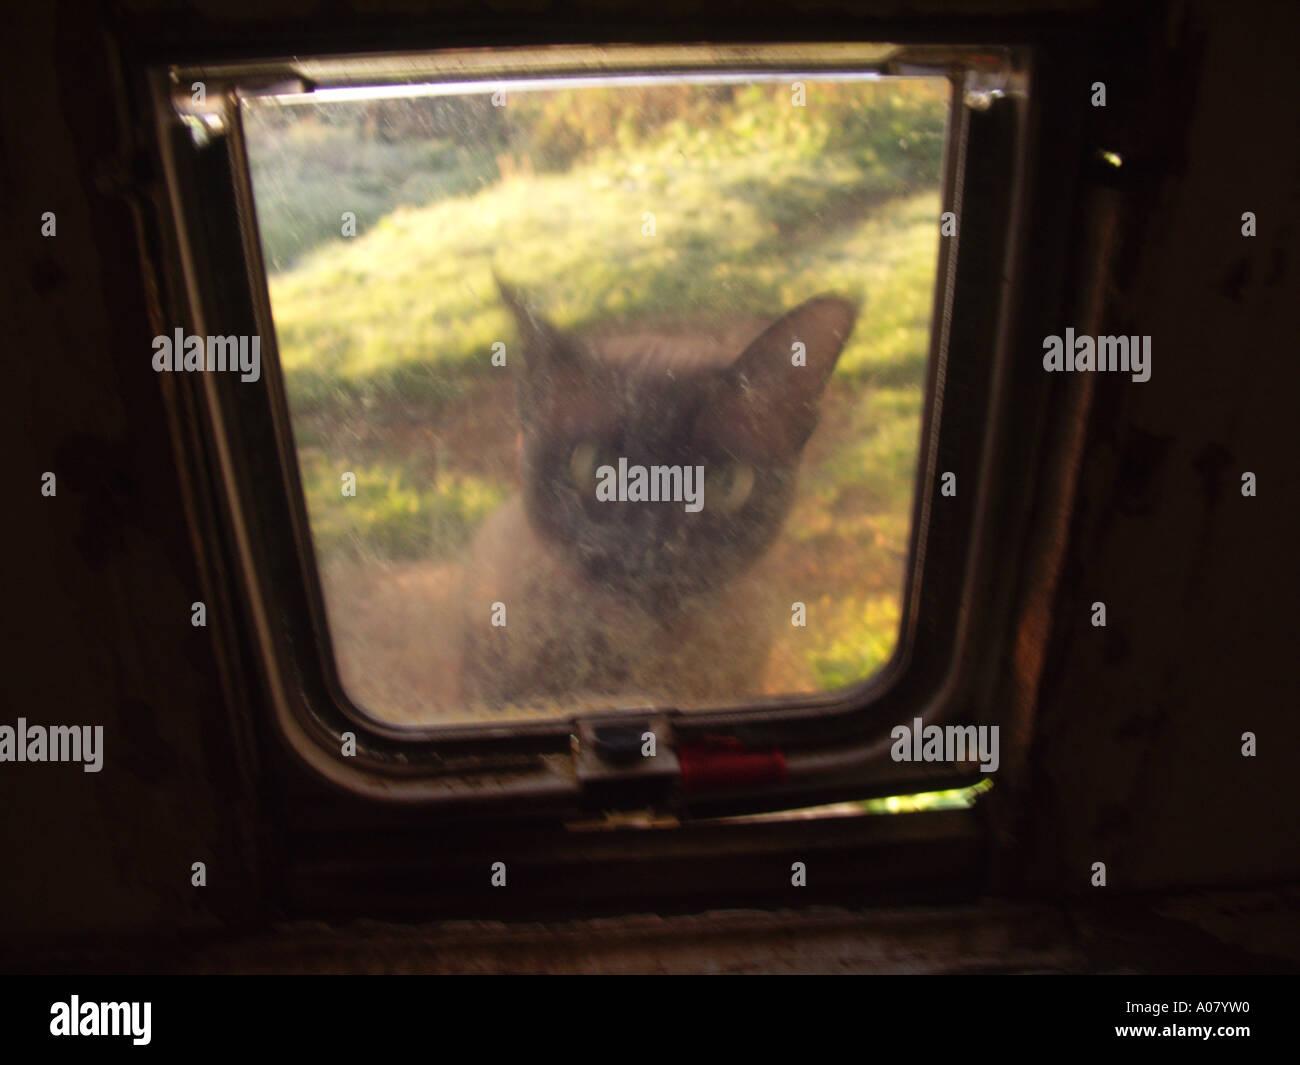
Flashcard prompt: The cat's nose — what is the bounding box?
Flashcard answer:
[641,514,683,555]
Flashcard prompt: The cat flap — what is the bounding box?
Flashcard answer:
[708,295,859,461]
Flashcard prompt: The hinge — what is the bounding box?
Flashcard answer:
[960,51,1029,111]
[167,70,313,145]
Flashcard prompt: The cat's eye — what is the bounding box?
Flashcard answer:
[706,461,755,513]
[569,442,600,494]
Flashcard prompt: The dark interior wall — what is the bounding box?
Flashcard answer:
[0,0,1296,966]
[2,3,262,944]
[1017,0,1299,893]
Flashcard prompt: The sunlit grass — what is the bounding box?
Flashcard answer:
[298,452,506,561]
[265,135,942,413]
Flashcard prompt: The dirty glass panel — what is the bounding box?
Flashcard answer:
[242,70,949,725]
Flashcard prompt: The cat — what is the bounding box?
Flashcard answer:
[453,279,858,715]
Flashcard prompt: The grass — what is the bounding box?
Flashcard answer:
[259,85,946,415]
[244,108,500,272]
[298,453,507,562]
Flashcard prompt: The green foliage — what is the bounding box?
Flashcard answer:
[807,595,903,690]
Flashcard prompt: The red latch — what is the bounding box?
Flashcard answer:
[677,736,787,792]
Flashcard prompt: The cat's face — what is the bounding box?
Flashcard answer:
[499,281,857,615]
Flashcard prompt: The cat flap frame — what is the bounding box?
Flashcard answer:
[148,40,1043,819]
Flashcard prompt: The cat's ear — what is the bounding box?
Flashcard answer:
[495,273,582,372]
[711,295,858,458]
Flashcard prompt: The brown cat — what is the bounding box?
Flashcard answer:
[453,281,858,715]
